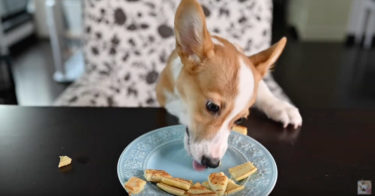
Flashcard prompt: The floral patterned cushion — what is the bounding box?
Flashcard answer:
[55,0,289,107]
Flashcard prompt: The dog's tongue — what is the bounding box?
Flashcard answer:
[192,160,206,171]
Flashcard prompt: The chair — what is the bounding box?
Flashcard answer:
[0,19,17,104]
[0,55,18,104]
[55,0,290,107]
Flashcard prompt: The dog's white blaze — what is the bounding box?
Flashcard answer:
[212,37,224,47]
[210,57,254,158]
[230,58,254,124]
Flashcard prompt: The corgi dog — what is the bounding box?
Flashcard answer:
[156,0,302,170]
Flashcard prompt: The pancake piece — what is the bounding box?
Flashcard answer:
[225,179,244,195]
[232,125,247,135]
[208,172,228,196]
[201,181,210,189]
[202,181,211,189]
[144,169,172,182]
[187,193,216,196]
[124,177,146,194]
[187,182,216,195]
[228,161,257,181]
[157,182,186,196]
[58,156,72,168]
[161,177,192,191]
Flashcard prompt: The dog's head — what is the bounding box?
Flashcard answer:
[174,0,286,169]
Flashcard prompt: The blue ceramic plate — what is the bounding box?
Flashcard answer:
[117,125,277,195]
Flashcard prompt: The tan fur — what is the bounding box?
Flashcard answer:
[156,0,286,141]
[248,37,287,77]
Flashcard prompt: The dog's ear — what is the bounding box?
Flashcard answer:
[248,37,287,78]
[174,0,214,64]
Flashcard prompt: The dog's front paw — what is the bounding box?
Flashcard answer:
[263,100,302,129]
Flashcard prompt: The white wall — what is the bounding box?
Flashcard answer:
[288,0,353,41]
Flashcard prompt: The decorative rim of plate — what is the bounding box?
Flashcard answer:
[117,125,277,196]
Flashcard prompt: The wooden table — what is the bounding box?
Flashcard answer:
[0,106,374,195]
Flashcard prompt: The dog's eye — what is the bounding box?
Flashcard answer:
[234,117,246,125]
[206,101,220,114]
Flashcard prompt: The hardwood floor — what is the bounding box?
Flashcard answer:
[10,38,68,106]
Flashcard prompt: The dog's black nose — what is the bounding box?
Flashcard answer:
[201,156,220,168]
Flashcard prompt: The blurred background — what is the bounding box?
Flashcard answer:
[0,0,374,109]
